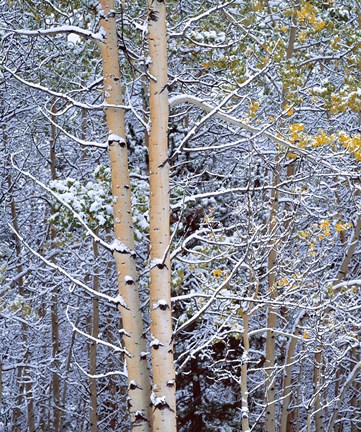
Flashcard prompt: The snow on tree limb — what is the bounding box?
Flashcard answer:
[3,25,106,41]
[169,93,348,172]
[4,66,130,112]
[10,156,135,255]
[8,224,124,306]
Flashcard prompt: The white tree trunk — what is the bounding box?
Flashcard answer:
[147,0,177,430]
[99,1,151,429]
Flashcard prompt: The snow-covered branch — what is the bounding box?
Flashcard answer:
[3,25,105,41]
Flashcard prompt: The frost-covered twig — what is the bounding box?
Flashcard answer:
[169,94,347,173]
[75,361,127,379]
[11,156,135,257]
[169,1,234,38]
[328,360,361,430]
[174,233,256,334]
[170,62,271,158]
[40,108,107,149]
[3,25,105,41]
[65,306,130,355]
[4,66,130,111]
[8,224,126,307]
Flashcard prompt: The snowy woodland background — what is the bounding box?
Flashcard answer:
[0,0,360,431]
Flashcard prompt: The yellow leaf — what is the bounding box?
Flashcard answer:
[289,123,305,133]
[212,269,223,278]
[284,104,294,116]
[335,221,344,232]
[313,21,326,31]
[303,331,309,339]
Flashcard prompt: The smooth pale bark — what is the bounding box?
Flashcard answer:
[0,358,2,404]
[50,104,61,432]
[283,4,299,182]
[89,238,99,432]
[279,316,304,432]
[50,219,60,432]
[264,163,280,432]
[350,349,360,432]
[335,216,361,284]
[333,367,343,432]
[276,10,301,429]
[7,162,36,432]
[307,412,311,432]
[313,349,324,432]
[147,0,177,430]
[58,318,77,432]
[241,312,250,432]
[98,1,151,429]
[291,357,303,432]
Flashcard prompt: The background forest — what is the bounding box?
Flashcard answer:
[0,0,360,431]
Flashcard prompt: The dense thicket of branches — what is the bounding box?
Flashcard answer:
[1,1,360,431]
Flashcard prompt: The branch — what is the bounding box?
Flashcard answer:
[4,25,105,41]
[40,108,108,149]
[4,66,129,111]
[8,224,126,307]
[65,306,129,355]
[174,231,258,335]
[10,155,135,257]
[169,94,343,172]
[328,361,361,430]
[170,62,271,158]
[75,361,127,379]
[169,1,234,38]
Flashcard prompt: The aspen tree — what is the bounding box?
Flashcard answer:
[5,125,36,431]
[265,6,299,428]
[241,311,250,432]
[98,1,151,429]
[58,313,78,432]
[0,358,2,405]
[279,319,303,432]
[49,104,61,432]
[147,0,177,429]
[328,360,361,431]
[8,178,36,432]
[89,237,99,432]
[313,349,323,432]
[264,154,281,432]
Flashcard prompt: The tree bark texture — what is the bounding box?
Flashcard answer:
[265,164,280,432]
[89,238,99,432]
[147,0,177,430]
[8,167,36,432]
[50,103,61,432]
[313,349,324,432]
[241,312,250,432]
[99,1,151,429]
